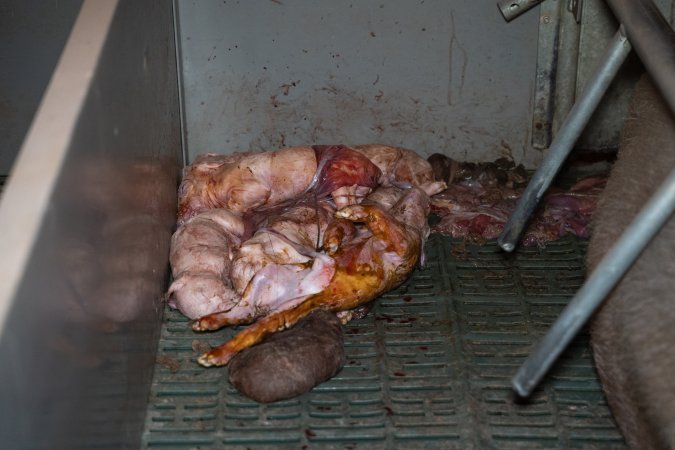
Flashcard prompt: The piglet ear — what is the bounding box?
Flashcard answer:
[167,278,184,294]
[227,184,270,213]
[420,181,447,196]
[166,279,184,308]
[419,247,427,269]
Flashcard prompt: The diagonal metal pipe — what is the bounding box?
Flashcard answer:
[498,27,631,252]
[512,165,675,397]
[511,0,675,396]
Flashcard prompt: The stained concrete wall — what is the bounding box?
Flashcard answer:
[176,0,541,166]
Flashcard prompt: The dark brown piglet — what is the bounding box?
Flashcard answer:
[427,153,453,182]
[227,309,345,403]
[586,75,675,450]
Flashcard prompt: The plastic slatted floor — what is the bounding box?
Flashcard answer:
[142,234,627,449]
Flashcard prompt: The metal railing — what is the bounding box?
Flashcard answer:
[497,0,675,397]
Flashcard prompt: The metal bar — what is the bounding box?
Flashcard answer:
[512,166,675,397]
[497,27,631,252]
[605,0,675,120]
[551,1,582,136]
[498,0,545,22]
[531,0,562,149]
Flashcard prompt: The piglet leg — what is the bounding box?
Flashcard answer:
[197,299,320,367]
[192,309,254,331]
[336,205,410,256]
[322,218,357,255]
[199,191,432,367]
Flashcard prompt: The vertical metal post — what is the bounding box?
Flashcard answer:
[172,0,188,167]
[498,27,631,252]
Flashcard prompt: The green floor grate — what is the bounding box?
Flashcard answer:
[142,234,627,449]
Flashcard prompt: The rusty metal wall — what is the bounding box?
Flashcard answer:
[0,1,182,448]
[176,0,542,167]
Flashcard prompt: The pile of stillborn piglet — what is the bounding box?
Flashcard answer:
[427,153,606,246]
[168,144,444,401]
[167,144,606,402]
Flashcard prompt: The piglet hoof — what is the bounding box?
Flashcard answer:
[192,314,225,332]
[323,238,339,255]
[197,349,232,367]
[197,353,216,367]
[420,180,447,196]
[336,205,368,222]
[191,319,208,332]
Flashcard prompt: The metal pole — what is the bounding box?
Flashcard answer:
[498,28,631,252]
[497,0,545,22]
[512,166,675,397]
[605,0,675,121]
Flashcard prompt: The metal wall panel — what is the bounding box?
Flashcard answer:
[574,0,674,150]
[0,0,84,175]
[536,0,675,151]
[177,0,543,167]
[0,1,182,448]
